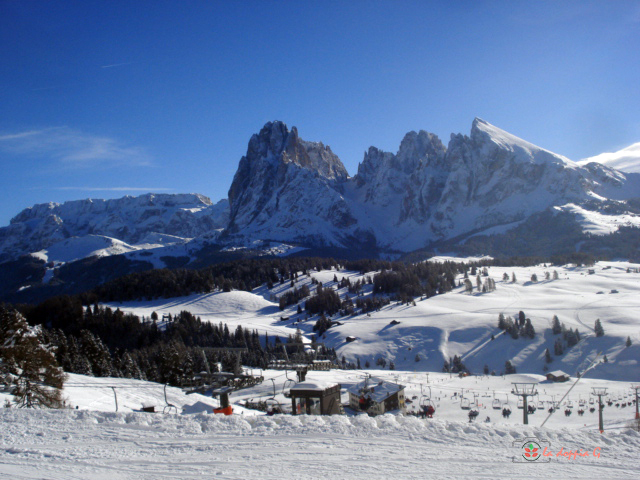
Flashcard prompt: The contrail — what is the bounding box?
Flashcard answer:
[100,62,136,69]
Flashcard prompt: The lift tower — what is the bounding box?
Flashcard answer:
[591,387,608,433]
[511,383,538,425]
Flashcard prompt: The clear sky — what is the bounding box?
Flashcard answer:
[1,0,639,226]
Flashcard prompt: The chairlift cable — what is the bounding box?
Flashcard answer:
[540,352,602,428]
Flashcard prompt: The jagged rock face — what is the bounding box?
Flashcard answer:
[346,118,637,250]
[427,118,591,239]
[3,118,639,266]
[0,193,229,262]
[226,121,360,246]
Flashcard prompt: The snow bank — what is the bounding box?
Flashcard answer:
[1,408,638,479]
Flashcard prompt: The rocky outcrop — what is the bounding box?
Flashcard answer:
[226,121,363,247]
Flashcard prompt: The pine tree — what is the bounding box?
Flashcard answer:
[504,360,516,374]
[531,273,538,283]
[544,348,552,363]
[442,359,450,373]
[503,272,509,281]
[523,318,535,339]
[0,307,66,408]
[564,328,579,347]
[594,319,605,337]
[553,270,559,280]
[518,311,526,327]
[554,339,564,356]
[511,272,517,283]
[498,313,506,330]
[80,330,113,377]
[551,315,562,334]
[464,278,473,294]
[626,336,632,347]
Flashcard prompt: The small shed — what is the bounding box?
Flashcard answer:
[290,381,342,415]
[347,377,406,415]
[546,370,570,382]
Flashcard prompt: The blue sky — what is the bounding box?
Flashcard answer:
[1,0,639,225]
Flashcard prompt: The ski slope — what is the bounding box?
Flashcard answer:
[1,369,639,480]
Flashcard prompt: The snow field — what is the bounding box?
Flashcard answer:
[1,404,638,479]
[107,260,640,381]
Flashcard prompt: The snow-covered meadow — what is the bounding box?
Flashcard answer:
[107,260,640,381]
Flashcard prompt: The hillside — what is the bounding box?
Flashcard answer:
[107,259,640,382]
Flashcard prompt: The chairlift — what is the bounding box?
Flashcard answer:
[537,401,545,410]
[492,398,502,409]
[589,398,595,405]
[162,384,178,415]
[460,397,471,410]
[567,400,574,408]
[419,386,435,417]
[517,398,524,409]
[266,397,283,415]
[283,370,296,398]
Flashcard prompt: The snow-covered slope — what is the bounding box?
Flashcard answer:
[1,369,639,479]
[110,261,640,382]
[0,193,229,263]
[579,142,640,173]
[31,235,142,264]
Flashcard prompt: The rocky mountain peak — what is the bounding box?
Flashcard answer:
[226,122,354,239]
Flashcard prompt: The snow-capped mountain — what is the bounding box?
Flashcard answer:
[226,118,640,252]
[1,118,639,302]
[579,142,640,173]
[0,193,229,263]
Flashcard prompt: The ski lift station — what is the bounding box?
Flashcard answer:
[289,381,342,415]
[347,377,406,415]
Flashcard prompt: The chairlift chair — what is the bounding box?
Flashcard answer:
[567,400,574,408]
[282,371,296,398]
[517,398,524,409]
[492,398,502,409]
[419,386,435,416]
[266,398,283,415]
[460,397,471,410]
[537,401,545,410]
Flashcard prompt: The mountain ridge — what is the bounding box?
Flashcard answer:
[1,118,639,303]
